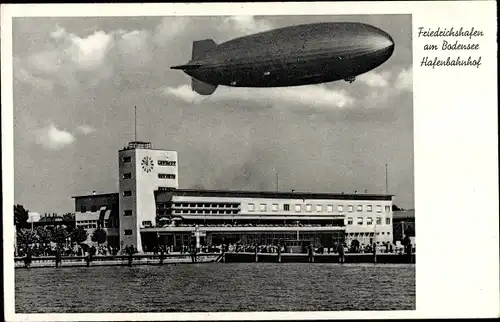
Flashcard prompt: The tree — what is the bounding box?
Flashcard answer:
[17,228,37,247]
[14,204,29,228]
[35,226,52,246]
[71,226,88,244]
[51,226,69,246]
[350,239,360,253]
[62,212,76,231]
[392,204,404,211]
[91,228,107,245]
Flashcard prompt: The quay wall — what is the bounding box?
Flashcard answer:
[224,252,416,264]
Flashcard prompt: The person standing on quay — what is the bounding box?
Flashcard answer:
[338,242,345,264]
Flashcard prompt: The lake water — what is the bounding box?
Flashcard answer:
[15,263,415,312]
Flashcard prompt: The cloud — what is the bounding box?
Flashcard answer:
[394,67,413,91]
[35,124,75,150]
[153,17,190,45]
[14,58,54,91]
[222,16,274,34]
[162,84,355,110]
[358,71,391,88]
[76,124,95,135]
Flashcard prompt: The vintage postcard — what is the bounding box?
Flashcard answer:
[1,1,498,321]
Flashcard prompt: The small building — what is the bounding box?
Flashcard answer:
[72,192,120,246]
[392,209,415,243]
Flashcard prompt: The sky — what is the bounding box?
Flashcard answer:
[12,14,413,215]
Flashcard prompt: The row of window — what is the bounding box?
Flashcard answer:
[122,156,176,167]
[345,232,391,237]
[171,203,239,209]
[173,210,239,215]
[346,217,391,225]
[123,173,176,180]
[248,203,391,213]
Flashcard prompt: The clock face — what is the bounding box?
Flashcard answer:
[141,156,154,173]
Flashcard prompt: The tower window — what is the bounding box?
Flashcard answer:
[123,190,132,197]
[357,205,363,212]
[158,173,176,179]
[295,204,301,212]
[158,160,176,166]
[123,173,132,179]
[306,204,312,212]
[124,210,132,216]
[327,205,333,212]
[123,156,131,163]
[272,204,279,212]
[124,229,133,236]
[367,205,373,212]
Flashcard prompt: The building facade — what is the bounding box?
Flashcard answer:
[146,189,393,252]
[71,141,394,252]
[72,192,120,245]
[118,141,178,252]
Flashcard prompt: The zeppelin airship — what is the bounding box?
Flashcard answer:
[171,22,395,95]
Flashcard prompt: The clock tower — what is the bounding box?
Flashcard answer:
[118,141,178,252]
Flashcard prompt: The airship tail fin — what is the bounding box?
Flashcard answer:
[192,78,218,95]
[192,39,217,60]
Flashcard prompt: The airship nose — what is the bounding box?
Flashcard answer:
[371,29,395,59]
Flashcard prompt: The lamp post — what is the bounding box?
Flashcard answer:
[295,221,300,241]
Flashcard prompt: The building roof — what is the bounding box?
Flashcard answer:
[71,192,119,199]
[75,209,112,221]
[155,189,393,201]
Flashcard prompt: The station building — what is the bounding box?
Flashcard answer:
[72,141,394,252]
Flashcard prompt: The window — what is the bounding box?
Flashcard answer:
[385,205,391,212]
[357,217,364,225]
[123,156,131,163]
[248,204,255,212]
[327,205,333,212]
[386,217,391,225]
[158,173,176,179]
[259,204,267,212]
[284,204,290,211]
[348,205,354,212]
[367,217,373,225]
[124,210,132,216]
[337,205,344,212]
[124,229,133,235]
[123,173,132,179]
[142,221,152,227]
[357,205,363,212]
[316,205,323,212]
[272,204,279,212]
[376,217,382,225]
[306,204,312,212]
[91,205,97,212]
[376,205,382,213]
[347,217,353,225]
[158,160,176,166]
[295,204,301,212]
[367,205,373,212]
[123,190,132,197]
[81,206,87,213]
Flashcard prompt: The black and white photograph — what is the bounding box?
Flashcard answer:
[2,1,498,321]
[10,13,415,313]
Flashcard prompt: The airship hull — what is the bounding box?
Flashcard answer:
[171,22,395,94]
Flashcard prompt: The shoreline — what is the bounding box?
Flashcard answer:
[14,252,415,269]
